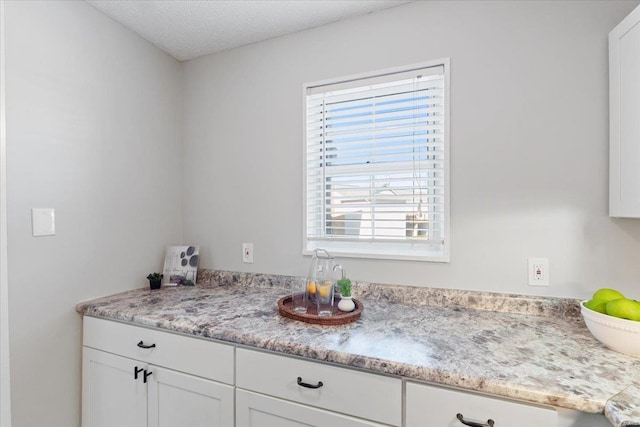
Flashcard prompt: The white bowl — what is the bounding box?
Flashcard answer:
[581,300,640,357]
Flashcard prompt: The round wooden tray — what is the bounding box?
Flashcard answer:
[277,294,363,325]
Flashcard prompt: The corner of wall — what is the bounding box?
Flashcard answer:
[0,1,13,425]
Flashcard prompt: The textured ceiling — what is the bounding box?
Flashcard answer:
[86,0,412,61]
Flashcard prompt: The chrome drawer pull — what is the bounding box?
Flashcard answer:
[297,377,323,389]
[456,413,495,427]
[137,340,156,349]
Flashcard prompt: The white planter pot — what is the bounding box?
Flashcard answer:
[338,296,355,312]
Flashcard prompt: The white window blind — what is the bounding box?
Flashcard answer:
[304,62,449,261]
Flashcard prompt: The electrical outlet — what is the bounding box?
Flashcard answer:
[242,243,254,263]
[528,257,549,286]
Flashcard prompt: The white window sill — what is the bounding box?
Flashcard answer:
[304,240,449,263]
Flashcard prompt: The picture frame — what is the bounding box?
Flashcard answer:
[163,245,199,286]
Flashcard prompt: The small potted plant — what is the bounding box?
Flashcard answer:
[146,273,163,290]
[337,278,355,312]
[179,278,195,286]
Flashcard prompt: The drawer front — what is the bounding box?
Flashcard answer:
[236,348,401,426]
[406,381,557,427]
[83,316,234,385]
[236,389,390,427]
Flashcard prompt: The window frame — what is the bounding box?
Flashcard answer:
[302,59,450,262]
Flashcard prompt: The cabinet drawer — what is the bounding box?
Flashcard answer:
[83,316,234,385]
[406,381,557,427]
[236,348,401,426]
[236,389,389,427]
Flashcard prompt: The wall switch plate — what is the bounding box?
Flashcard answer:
[242,243,254,263]
[32,208,55,237]
[528,257,549,286]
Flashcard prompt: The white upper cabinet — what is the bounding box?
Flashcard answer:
[610,5,640,217]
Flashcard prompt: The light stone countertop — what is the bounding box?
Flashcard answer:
[76,271,640,427]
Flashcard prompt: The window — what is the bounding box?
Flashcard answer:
[303,60,450,261]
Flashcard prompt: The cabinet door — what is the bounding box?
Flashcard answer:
[82,347,147,427]
[610,5,640,217]
[148,366,234,427]
[406,382,557,427]
[236,389,387,427]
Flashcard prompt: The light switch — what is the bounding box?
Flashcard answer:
[32,208,55,237]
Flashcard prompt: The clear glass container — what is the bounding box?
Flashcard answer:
[307,249,342,316]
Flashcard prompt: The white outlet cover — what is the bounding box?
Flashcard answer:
[242,243,254,263]
[528,257,549,286]
[32,208,55,237]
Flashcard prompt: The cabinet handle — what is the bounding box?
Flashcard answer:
[456,413,495,427]
[143,370,153,384]
[134,367,144,380]
[297,377,323,389]
[137,340,156,349]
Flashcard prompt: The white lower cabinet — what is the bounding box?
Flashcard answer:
[236,348,402,427]
[82,317,234,427]
[82,348,148,427]
[406,381,557,427]
[236,389,388,427]
[82,317,614,427]
[149,366,234,427]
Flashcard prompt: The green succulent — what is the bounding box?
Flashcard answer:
[338,278,352,297]
[146,273,163,281]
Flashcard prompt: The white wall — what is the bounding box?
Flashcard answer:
[0,1,12,425]
[4,1,182,426]
[4,1,640,424]
[182,0,640,299]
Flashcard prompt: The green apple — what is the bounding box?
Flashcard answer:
[605,298,640,321]
[592,288,625,302]
[584,299,608,314]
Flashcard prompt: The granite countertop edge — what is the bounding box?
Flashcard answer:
[605,385,640,427]
[76,270,640,427]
